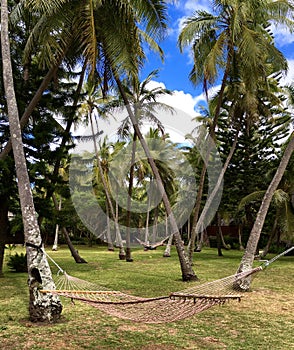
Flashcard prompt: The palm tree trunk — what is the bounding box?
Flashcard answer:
[189,128,239,263]
[89,115,125,260]
[0,54,65,161]
[1,0,62,322]
[260,216,278,258]
[152,206,159,243]
[145,190,152,244]
[125,132,137,261]
[237,133,294,289]
[51,194,87,263]
[105,201,114,251]
[163,233,173,258]
[188,55,231,261]
[216,212,223,257]
[115,77,197,281]
[0,196,9,277]
[52,197,62,251]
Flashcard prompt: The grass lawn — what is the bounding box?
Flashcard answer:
[0,245,293,350]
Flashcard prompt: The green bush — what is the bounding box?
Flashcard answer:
[7,253,28,272]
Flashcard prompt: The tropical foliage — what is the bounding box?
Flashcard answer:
[0,0,294,322]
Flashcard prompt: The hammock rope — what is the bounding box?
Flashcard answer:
[40,246,294,323]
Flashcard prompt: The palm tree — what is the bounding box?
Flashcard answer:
[15,0,197,280]
[178,0,293,263]
[116,70,172,261]
[237,133,294,287]
[77,80,126,259]
[239,187,294,257]
[1,0,62,322]
[116,77,198,280]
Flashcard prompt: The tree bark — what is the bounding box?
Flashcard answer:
[0,65,59,161]
[89,115,125,260]
[237,133,294,289]
[51,194,87,263]
[52,197,62,251]
[0,196,9,277]
[115,77,197,281]
[190,128,239,262]
[1,0,62,322]
[125,133,137,261]
[260,216,278,258]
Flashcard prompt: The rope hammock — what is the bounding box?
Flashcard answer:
[41,246,294,324]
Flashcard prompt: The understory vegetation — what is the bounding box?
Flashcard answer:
[0,246,293,350]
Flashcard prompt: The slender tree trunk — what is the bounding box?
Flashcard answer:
[51,194,86,263]
[115,77,197,281]
[163,233,173,257]
[0,61,62,161]
[0,196,9,277]
[1,0,62,322]
[125,132,137,261]
[188,163,206,256]
[152,206,159,243]
[38,62,86,231]
[188,58,231,261]
[238,225,245,250]
[237,133,294,289]
[189,129,239,263]
[260,216,278,258]
[89,115,125,260]
[52,197,62,251]
[105,202,114,251]
[216,212,223,257]
[145,191,152,244]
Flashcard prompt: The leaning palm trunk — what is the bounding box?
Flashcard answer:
[1,0,62,322]
[52,194,87,263]
[188,59,232,262]
[89,115,125,259]
[237,133,294,289]
[115,77,197,281]
[260,216,278,258]
[189,129,239,263]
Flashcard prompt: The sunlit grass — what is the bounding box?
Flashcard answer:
[0,245,293,349]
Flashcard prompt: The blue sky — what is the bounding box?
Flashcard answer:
[141,0,294,113]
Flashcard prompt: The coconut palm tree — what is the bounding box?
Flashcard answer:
[77,80,126,259]
[14,0,197,281]
[178,0,294,264]
[116,70,172,261]
[1,0,62,322]
[237,133,294,287]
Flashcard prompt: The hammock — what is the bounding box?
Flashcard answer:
[41,246,294,324]
[135,236,169,250]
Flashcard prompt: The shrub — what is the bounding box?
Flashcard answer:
[7,253,28,272]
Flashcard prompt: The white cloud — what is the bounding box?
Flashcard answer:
[183,0,210,13]
[271,24,294,47]
[280,59,294,86]
[146,80,199,116]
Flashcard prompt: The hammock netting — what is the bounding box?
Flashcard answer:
[41,267,262,323]
[40,246,293,323]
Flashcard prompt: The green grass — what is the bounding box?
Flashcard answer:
[0,245,293,350]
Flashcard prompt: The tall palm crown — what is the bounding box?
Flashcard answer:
[178,0,293,96]
[13,0,167,87]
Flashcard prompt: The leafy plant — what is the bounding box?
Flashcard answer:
[7,253,27,272]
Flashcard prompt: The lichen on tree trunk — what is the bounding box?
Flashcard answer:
[1,0,62,322]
